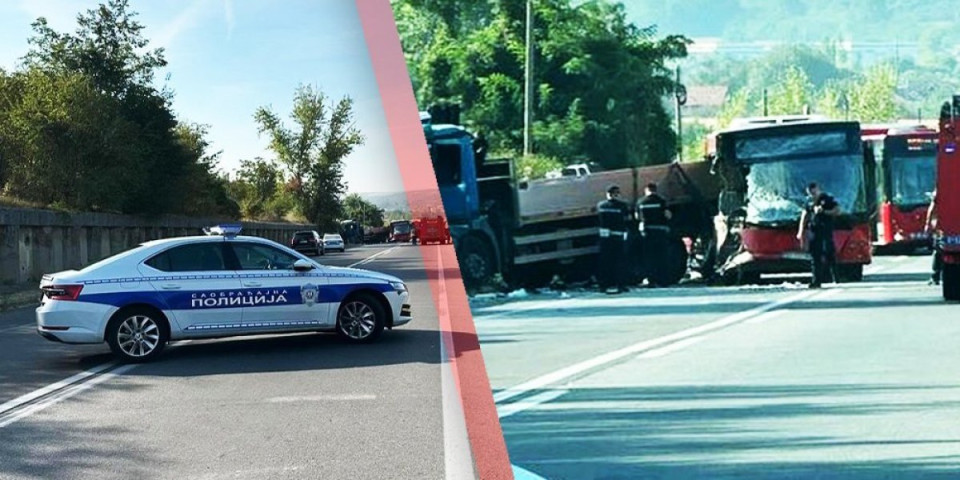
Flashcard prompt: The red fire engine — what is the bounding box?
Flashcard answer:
[935,98,960,301]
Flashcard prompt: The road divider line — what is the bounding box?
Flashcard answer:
[497,390,569,419]
[636,336,705,359]
[0,362,118,416]
[0,364,135,428]
[348,246,396,268]
[744,309,787,325]
[492,289,820,405]
[266,394,376,403]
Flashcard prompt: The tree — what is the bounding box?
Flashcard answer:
[22,0,166,97]
[0,0,233,217]
[849,62,898,122]
[343,193,385,227]
[254,84,364,231]
[397,0,690,169]
[716,88,752,128]
[765,65,813,115]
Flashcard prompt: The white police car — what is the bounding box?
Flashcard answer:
[36,224,412,362]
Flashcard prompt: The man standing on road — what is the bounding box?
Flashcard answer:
[597,184,631,294]
[797,182,842,288]
[637,182,673,287]
[925,189,943,286]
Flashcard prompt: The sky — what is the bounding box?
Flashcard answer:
[0,0,407,195]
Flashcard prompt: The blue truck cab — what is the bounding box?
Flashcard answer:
[421,111,506,288]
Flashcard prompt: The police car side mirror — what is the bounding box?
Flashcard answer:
[293,259,314,272]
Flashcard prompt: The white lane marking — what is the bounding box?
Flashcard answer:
[492,289,820,405]
[0,362,118,416]
[497,390,569,419]
[744,309,787,325]
[894,255,911,263]
[266,394,376,403]
[436,246,478,480]
[0,364,135,428]
[636,336,705,359]
[347,247,397,268]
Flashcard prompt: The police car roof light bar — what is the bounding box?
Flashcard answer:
[203,223,243,237]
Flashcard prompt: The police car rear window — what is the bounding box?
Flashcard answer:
[146,244,228,272]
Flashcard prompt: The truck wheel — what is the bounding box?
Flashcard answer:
[458,235,495,290]
[943,263,960,301]
[835,264,863,283]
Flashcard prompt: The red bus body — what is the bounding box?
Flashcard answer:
[708,118,872,282]
[388,220,412,243]
[936,98,960,300]
[862,124,938,250]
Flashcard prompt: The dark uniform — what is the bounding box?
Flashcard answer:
[597,195,631,292]
[637,193,671,285]
[930,190,943,285]
[806,192,839,286]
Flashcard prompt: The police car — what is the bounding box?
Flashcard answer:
[35,224,412,363]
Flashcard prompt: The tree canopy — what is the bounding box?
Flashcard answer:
[395,0,691,171]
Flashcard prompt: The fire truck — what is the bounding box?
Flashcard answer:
[861,124,938,251]
[935,97,960,301]
[411,216,451,245]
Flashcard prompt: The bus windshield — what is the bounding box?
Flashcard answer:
[745,155,866,225]
[889,154,936,207]
[392,222,411,234]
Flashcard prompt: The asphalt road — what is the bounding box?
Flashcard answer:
[475,254,960,480]
[0,243,453,480]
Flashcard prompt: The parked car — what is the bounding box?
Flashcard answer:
[323,233,345,253]
[290,230,324,256]
[36,224,412,362]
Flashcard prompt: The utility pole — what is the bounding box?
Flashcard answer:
[523,0,534,156]
[762,89,768,117]
[674,66,686,162]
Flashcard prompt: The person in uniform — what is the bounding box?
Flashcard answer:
[924,189,942,285]
[797,182,841,288]
[597,184,631,294]
[636,182,673,287]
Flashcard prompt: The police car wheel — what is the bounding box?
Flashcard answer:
[106,308,169,363]
[336,294,385,343]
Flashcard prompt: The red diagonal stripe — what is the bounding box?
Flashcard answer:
[355,2,514,479]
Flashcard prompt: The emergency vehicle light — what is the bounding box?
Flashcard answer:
[203,223,243,237]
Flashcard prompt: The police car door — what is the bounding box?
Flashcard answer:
[226,241,332,330]
[140,241,243,332]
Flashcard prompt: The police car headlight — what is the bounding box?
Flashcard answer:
[390,281,407,293]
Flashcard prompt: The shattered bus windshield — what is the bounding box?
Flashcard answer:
[732,128,866,225]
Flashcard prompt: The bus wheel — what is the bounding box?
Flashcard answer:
[943,264,960,301]
[835,264,863,283]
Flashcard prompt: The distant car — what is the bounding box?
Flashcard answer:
[35,224,412,363]
[323,233,345,252]
[290,230,324,256]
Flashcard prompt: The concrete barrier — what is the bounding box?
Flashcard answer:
[0,207,313,286]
